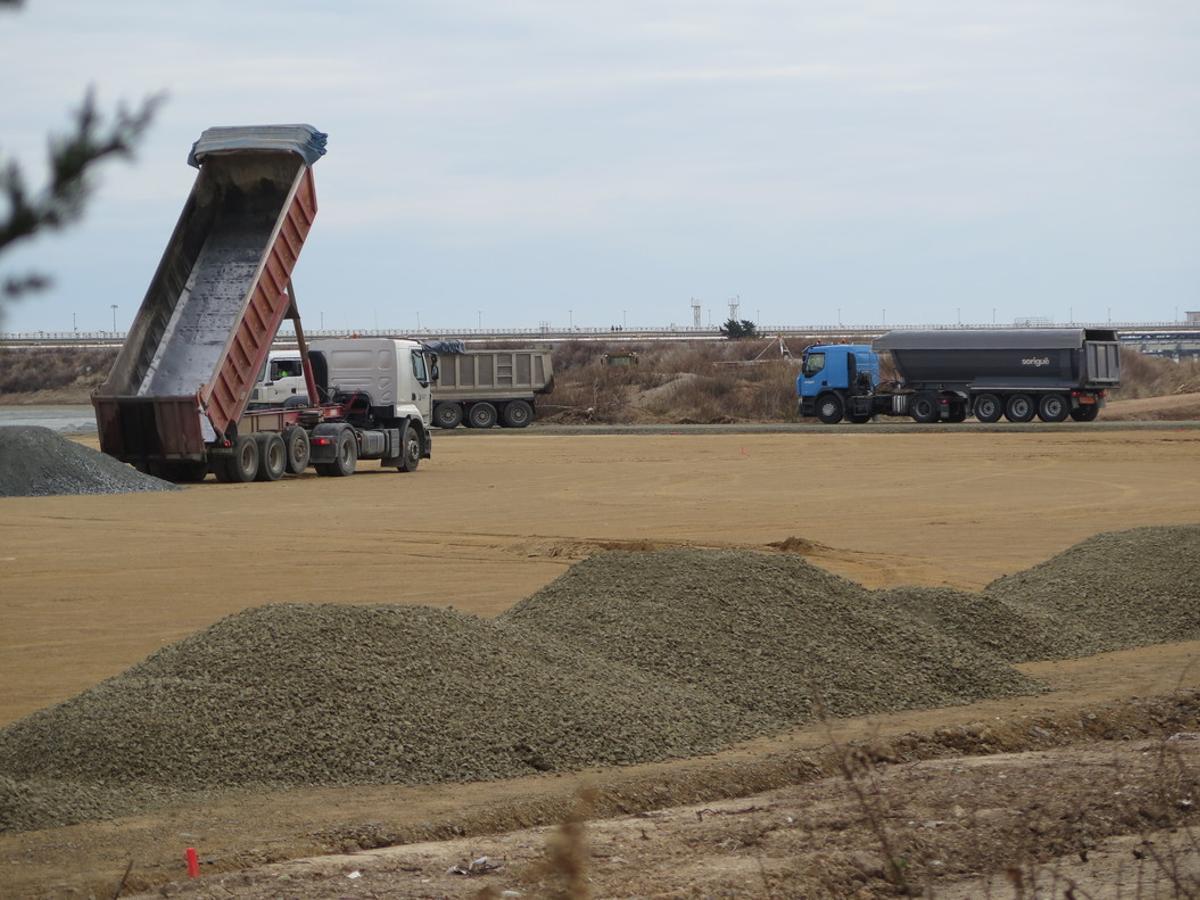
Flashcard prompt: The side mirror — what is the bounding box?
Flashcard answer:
[430,363,440,381]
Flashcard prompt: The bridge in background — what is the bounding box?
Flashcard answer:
[4,321,1200,359]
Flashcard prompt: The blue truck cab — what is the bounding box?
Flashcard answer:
[797,344,880,423]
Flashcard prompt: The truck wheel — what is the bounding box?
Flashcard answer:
[847,411,872,424]
[329,428,357,476]
[910,394,940,423]
[973,393,1002,423]
[434,402,463,429]
[815,394,844,424]
[1070,404,1100,422]
[223,435,260,483]
[1005,393,1035,423]
[395,423,422,472]
[1037,393,1069,423]
[283,426,310,474]
[946,404,967,423]
[501,400,534,428]
[467,402,497,429]
[254,433,287,482]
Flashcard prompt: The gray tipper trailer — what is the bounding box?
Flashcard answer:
[428,348,554,429]
[798,329,1120,424]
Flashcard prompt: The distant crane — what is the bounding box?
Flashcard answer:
[728,295,740,322]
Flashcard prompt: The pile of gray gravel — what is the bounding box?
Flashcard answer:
[2,525,1196,832]
[876,586,1099,663]
[0,604,759,803]
[501,551,1038,722]
[0,426,175,497]
[983,524,1200,654]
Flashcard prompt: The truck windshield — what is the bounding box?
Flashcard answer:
[802,352,825,377]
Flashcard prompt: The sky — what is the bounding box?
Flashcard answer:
[1,0,1198,333]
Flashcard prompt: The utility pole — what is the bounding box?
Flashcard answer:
[110,304,118,332]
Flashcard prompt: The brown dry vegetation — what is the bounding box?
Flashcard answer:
[0,347,116,402]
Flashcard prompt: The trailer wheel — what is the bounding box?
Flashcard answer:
[973,393,1002,423]
[283,426,310,474]
[221,435,260,483]
[816,394,844,424]
[254,433,287,482]
[434,402,463,429]
[467,402,497,429]
[1037,393,1069,423]
[910,393,940,423]
[1005,394,1035,422]
[501,400,534,428]
[946,404,968,423]
[1070,404,1100,422]
[395,423,422,472]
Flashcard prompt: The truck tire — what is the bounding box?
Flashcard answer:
[847,410,872,424]
[467,402,497,429]
[501,400,534,428]
[910,393,940,423]
[325,428,357,476]
[254,433,287,482]
[945,403,968,423]
[1070,404,1100,422]
[973,393,1002,423]
[815,394,844,424]
[1037,393,1069,423]
[283,426,310,474]
[1004,393,1035,423]
[394,423,422,472]
[221,435,260,483]
[434,402,463,429]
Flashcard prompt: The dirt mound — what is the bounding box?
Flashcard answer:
[0,605,757,801]
[0,426,175,497]
[1101,392,1200,421]
[876,587,1098,663]
[984,525,1200,654]
[501,551,1039,723]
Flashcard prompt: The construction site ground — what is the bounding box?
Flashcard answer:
[1,427,1198,896]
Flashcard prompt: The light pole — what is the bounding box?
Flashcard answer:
[477,310,482,329]
[568,309,573,329]
[622,309,627,328]
[1107,306,1112,323]
[110,304,118,332]
[416,311,421,330]
[320,311,325,330]
[882,308,886,326]
[72,312,77,331]
[837,307,841,326]
[992,308,996,325]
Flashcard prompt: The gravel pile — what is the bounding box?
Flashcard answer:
[984,525,1200,654]
[876,587,1099,663]
[501,551,1039,722]
[0,426,175,497]
[0,604,758,797]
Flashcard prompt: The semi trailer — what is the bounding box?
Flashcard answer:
[92,124,434,483]
[255,346,554,429]
[797,329,1121,424]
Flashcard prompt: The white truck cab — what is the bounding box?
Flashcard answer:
[253,338,435,426]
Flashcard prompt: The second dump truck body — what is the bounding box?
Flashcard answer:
[797,329,1120,424]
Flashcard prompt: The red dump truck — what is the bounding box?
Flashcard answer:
[92,125,435,483]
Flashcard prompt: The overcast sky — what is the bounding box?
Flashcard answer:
[2,0,1197,332]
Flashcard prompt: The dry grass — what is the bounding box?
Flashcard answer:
[0,348,116,400]
[1111,349,1200,400]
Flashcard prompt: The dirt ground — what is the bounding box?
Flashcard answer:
[2,429,1199,897]
[1,429,1198,724]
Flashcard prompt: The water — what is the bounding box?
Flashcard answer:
[0,405,96,433]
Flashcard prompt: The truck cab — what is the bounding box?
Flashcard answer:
[797,344,880,423]
[253,338,436,427]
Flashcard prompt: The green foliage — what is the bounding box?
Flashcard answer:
[719,318,759,339]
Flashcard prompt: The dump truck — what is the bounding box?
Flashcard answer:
[429,348,553,428]
[92,124,434,482]
[796,329,1121,424]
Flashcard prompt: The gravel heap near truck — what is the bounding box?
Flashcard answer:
[0,426,175,497]
[1,525,1196,832]
[500,551,1038,721]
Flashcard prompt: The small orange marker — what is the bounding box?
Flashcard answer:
[185,847,199,878]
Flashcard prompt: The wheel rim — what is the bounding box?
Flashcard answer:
[239,443,256,474]
[340,438,353,466]
[269,442,284,471]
